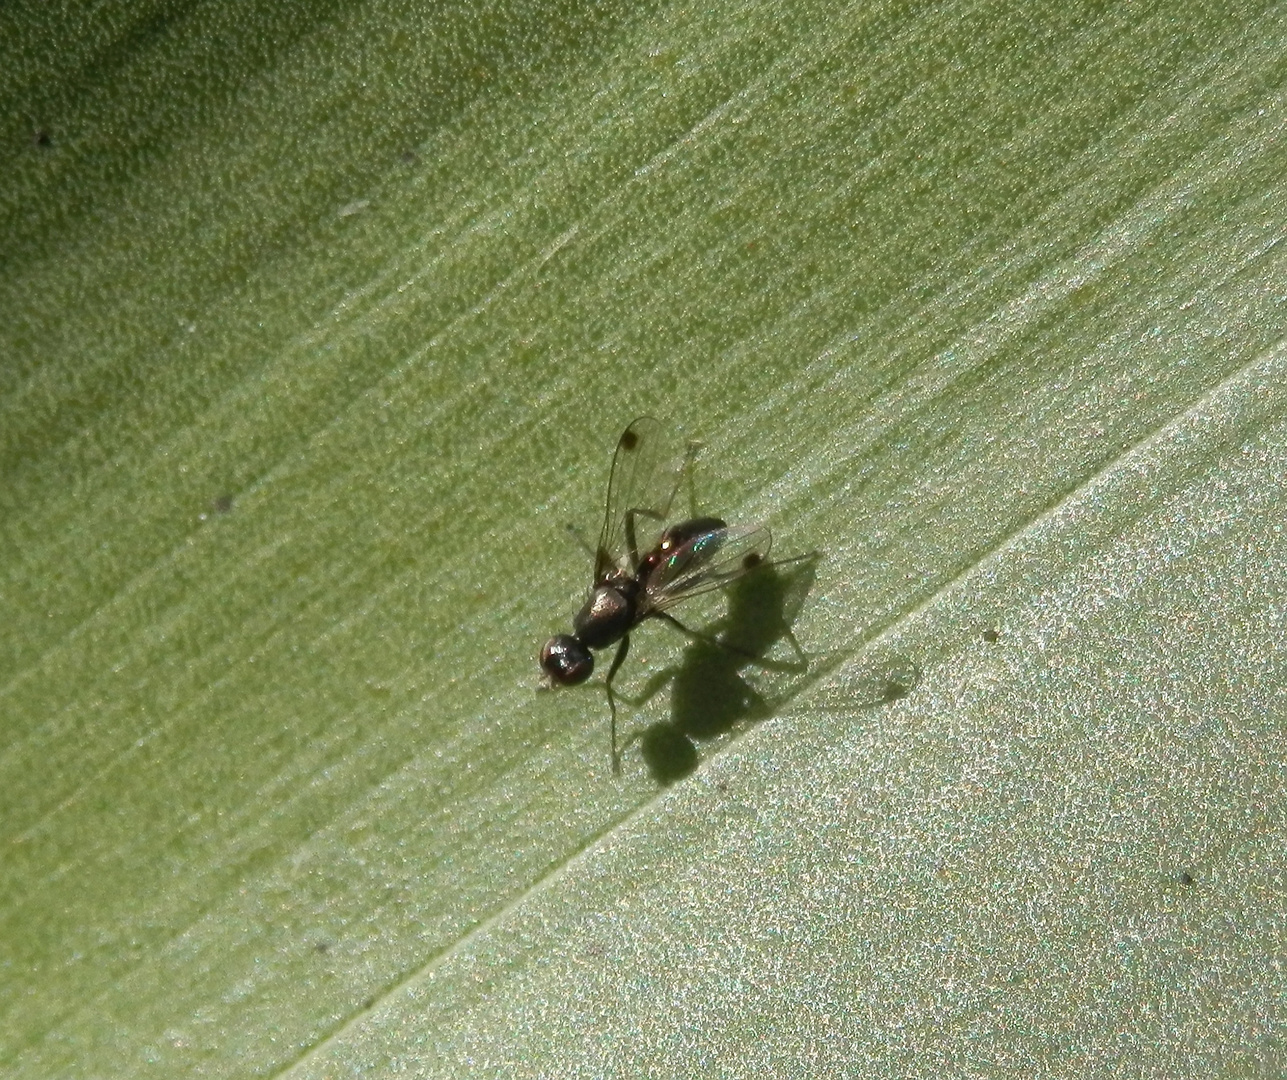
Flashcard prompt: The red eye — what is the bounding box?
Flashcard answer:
[540,635,594,685]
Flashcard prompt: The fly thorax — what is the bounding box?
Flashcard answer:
[573,582,637,649]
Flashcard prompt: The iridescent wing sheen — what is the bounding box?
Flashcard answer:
[595,415,684,578]
[644,523,773,610]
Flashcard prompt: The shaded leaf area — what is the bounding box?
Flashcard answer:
[1,0,1284,1075]
[0,0,653,477]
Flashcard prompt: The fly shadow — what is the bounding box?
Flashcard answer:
[619,554,924,784]
[619,552,821,784]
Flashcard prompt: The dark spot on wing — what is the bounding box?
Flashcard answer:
[620,429,639,451]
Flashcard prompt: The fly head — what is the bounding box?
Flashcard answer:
[540,635,594,685]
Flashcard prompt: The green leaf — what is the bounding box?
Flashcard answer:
[3,0,1285,1075]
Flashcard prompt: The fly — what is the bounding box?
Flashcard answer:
[540,416,772,773]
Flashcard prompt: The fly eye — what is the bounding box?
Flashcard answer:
[540,635,594,685]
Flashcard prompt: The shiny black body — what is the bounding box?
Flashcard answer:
[540,417,772,774]
[545,515,725,661]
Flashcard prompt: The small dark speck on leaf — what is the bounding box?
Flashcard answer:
[33,128,52,147]
[982,627,1000,643]
[1178,871,1195,887]
[882,679,910,702]
[851,658,920,706]
[880,661,919,701]
[314,940,331,954]
[213,494,233,514]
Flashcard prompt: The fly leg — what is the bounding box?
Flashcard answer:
[681,439,702,519]
[655,611,759,661]
[622,440,701,567]
[655,610,809,673]
[604,633,631,774]
[623,507,663,568]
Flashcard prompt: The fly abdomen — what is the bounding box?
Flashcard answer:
[638,516,727,577]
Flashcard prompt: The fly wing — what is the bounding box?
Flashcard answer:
[644,523,773,610]
[596,416,685,577]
